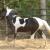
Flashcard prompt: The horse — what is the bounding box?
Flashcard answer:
[0,7,50,40]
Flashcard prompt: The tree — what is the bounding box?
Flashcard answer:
[0,0,40,17]
[40,0,46,20]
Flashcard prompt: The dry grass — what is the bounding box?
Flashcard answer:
[0,39,50,50]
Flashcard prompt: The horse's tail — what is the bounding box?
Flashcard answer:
[42,20,50,34]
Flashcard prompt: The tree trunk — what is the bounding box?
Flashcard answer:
[40,0,46,20]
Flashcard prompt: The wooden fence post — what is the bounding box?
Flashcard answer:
[40,0,46,20]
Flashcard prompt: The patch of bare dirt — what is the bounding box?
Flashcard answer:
[0,39,50,50]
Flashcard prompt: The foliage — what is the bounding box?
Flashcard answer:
[0,0,50,18]
[0,0,40,17]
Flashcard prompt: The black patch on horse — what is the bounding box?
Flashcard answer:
[25,18,39,34]
[13,16,16,23]
[19,19,24,24]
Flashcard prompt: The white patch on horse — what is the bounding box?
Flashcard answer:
[24,18,28,21]
[13,17,26,33]
[13,15,17,18]
[33,17,45,30]
[6,7,13,16]
[34,17,50,34]
[42,20,50,33]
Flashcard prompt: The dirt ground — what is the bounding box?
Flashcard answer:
[0,32,50,50]
[0,39,50,50]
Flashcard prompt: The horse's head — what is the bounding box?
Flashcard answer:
[0,7,14,20]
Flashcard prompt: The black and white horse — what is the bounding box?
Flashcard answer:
[0,7,50,39]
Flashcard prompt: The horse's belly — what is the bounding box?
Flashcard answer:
[17,27,31,32]
[17,25,38,33]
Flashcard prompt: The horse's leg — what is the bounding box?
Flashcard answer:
[7,20,16,39]
[37,30,42,38]
[14,27,18,39]
[30,29,39,39]
[30,30,42,39]
[12,27,16,39]
[14,32,16,39]
[14,29,17,39]
[30,33,35,39]
[42,32,46,40]
[37,29,46,40]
